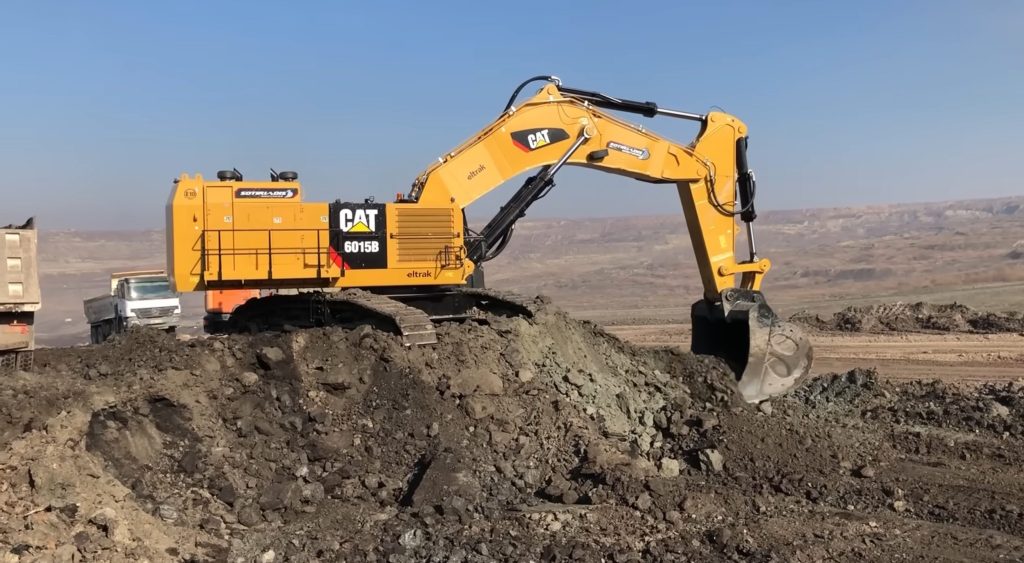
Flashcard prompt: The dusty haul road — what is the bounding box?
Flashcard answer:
[0,301,1022,562]
[609,325,1024,385]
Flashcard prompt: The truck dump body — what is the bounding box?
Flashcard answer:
[0,218,40,372]
[83,295,117,324]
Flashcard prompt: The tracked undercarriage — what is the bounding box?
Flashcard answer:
[224,288,546,346]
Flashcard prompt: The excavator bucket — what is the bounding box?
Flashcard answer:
[691,289,813,403]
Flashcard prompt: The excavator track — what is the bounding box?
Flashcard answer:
[223,287,547,345]
[454,288,546,319]
[326,289,437,346]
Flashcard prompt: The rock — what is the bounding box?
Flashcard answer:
[198,354,221,374]
[157,504,179,522]
[308,431,354,461]
[544,475,571,499]
[259,481,303,511]
[633,492,653,511]
[309,406,330,424]
[758,401,774,416]
[517,368,535,383]
[698,413,719,429]
[600,410,631,438]
[664,510,683,525]
[449,369,504,396]
[53,500,80,520]
[882,484,904,500]
[547,520,563,532]
[428,422,440,437]
[201,516,225,532]
[178,449,202,474]
[28,462,62,494]
[237,504,262,527]
[259,550,276,563]
[989,402,1011,418]
[238,371,260,387]
[398,529,424,549]
[301,482,326,504]
[855,465,876,479]
[257,347,286,369]
[698,449,725,473]
[892,500,908,513]
[709,526,735,550]
[217,483,238,506]
[659,458,681,478]
[89,507,116,530]
[490,429,513,446]
[462,396,495,420]
[409,453,481,508]
[566,371,588,388]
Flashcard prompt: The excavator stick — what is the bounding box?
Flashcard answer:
[691,289,813,403]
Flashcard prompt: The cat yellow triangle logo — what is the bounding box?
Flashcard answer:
[346,221,372,233]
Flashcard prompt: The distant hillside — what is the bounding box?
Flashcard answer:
[485,196,1024,319]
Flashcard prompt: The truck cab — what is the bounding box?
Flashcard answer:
[84,270,181,344]
[115,274,181,328]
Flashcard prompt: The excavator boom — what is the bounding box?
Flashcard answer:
[165,76,813,402]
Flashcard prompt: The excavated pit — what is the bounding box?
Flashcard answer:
[1,301,1023,562]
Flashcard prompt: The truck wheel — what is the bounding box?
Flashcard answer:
[16,351,33,372]
[0,352,15,374]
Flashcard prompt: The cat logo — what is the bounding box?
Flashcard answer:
[339,208,378,233]
[511,127,570,152]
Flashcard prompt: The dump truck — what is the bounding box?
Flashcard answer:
[1,218,40,373]
[84,270,181,344]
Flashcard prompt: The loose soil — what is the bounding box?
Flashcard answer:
[791,302,1024,334]
[2,303,1023,562]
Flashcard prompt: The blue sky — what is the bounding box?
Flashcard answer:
[2,1,1021,228]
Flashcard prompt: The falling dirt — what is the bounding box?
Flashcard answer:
[1,303,1023,562]
[791,302,1024,334]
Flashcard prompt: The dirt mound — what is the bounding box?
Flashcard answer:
[3,304,1024,561]
[1008,240,1024,260]
[791,302,1024,333]
[790,367,880,407]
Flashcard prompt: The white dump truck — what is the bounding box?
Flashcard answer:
[1,218,40,373]
[84,270,181,344]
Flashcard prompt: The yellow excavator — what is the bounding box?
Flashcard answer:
[166,76,812,402]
